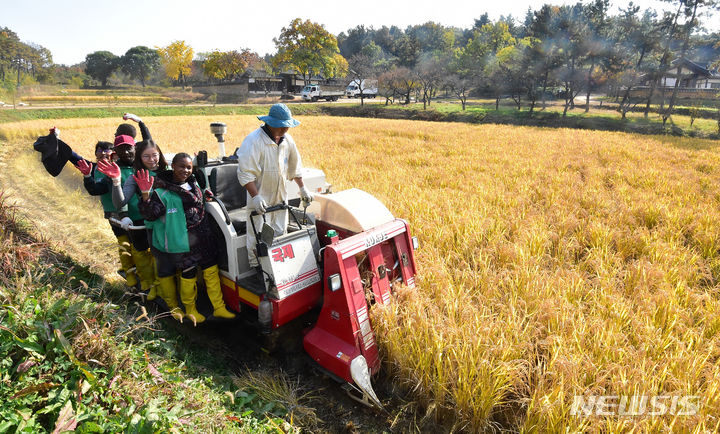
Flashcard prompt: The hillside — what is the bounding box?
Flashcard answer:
[0,191,311,432]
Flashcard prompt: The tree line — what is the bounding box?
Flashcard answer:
[1,0,719,118]
[336,0,720,116]
[80,18,349,91]
[0,27,53,95]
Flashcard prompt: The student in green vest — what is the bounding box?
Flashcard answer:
[98,139,180,316]
[80,114,153,290]
[97,136,159,300]
[72,141,138,287]
[136,152,236,325]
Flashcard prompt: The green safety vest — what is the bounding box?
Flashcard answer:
[120,165,142,221]
[151,187,190,253]
[93,168,123,213]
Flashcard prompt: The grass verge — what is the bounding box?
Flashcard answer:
[0,105,323,126]
[0,191,303,433]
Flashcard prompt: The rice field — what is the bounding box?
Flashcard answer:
[21,95,172,103]
[1,115,720,431]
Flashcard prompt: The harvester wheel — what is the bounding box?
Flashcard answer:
[260,319,307,355]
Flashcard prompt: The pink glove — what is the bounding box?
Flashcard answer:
[133,169,154,193]
[74,159,92,176]
[97,159,121,182]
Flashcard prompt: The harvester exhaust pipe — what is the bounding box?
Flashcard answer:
[210,122,227,158]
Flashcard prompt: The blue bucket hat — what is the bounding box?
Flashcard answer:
[258,103,301,128]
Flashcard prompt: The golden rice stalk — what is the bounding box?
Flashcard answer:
[3,115,720,431]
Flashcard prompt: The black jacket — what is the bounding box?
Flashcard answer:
[32,134,82,177]
[83,164,110,196]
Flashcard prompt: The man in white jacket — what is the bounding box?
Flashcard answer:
[236,103,314,267]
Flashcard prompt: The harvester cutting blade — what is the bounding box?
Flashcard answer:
[348,355,383,408]
[343,383,384,409]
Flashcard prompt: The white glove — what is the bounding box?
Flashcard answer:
[123,113,142,123]
[251,195,267,214]
[119,217,133,231]
[299,186,314,206]
[50,127,60,139]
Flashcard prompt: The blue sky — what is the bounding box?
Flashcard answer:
[3,0,718,65]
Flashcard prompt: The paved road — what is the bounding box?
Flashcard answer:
[0,96,386,110]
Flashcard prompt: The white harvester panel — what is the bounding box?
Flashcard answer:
[306,188,395,233]
[260,230,321,300]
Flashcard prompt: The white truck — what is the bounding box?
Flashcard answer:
[345,79,378,98]
[301,84,344,102]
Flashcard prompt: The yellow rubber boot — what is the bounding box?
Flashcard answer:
[146,284,158,301]
[146,256,159,301]
[116,235,138,287]
[203,265,236,319]
[130,245,155,292]
[180,276,205,326]
[157,276,183,322]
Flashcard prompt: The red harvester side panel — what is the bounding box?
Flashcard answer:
[270,281,323,328]
[303,219,417,383]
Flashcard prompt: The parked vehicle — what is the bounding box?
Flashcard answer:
[301,84,344,102]
[346,79,378,98]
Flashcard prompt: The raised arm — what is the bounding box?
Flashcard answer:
[79,163,111,196]
[136,170,162,220]
[123,113,152,141]
[96,160,137,209]
[112,174,140,209]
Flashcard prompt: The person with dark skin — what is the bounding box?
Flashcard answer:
[33,114,156,290]
[73,141,139,287]
[136,153,236,325]
[96,135,158,299]
[99,140,179,314]
[110,113,157,296]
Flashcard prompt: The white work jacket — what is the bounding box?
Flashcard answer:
[236,127,303,264]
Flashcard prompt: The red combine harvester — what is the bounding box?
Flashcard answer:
[192,123,419,406]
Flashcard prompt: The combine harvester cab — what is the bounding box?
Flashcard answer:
[196,124,419,408]
[200,160,328,327]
